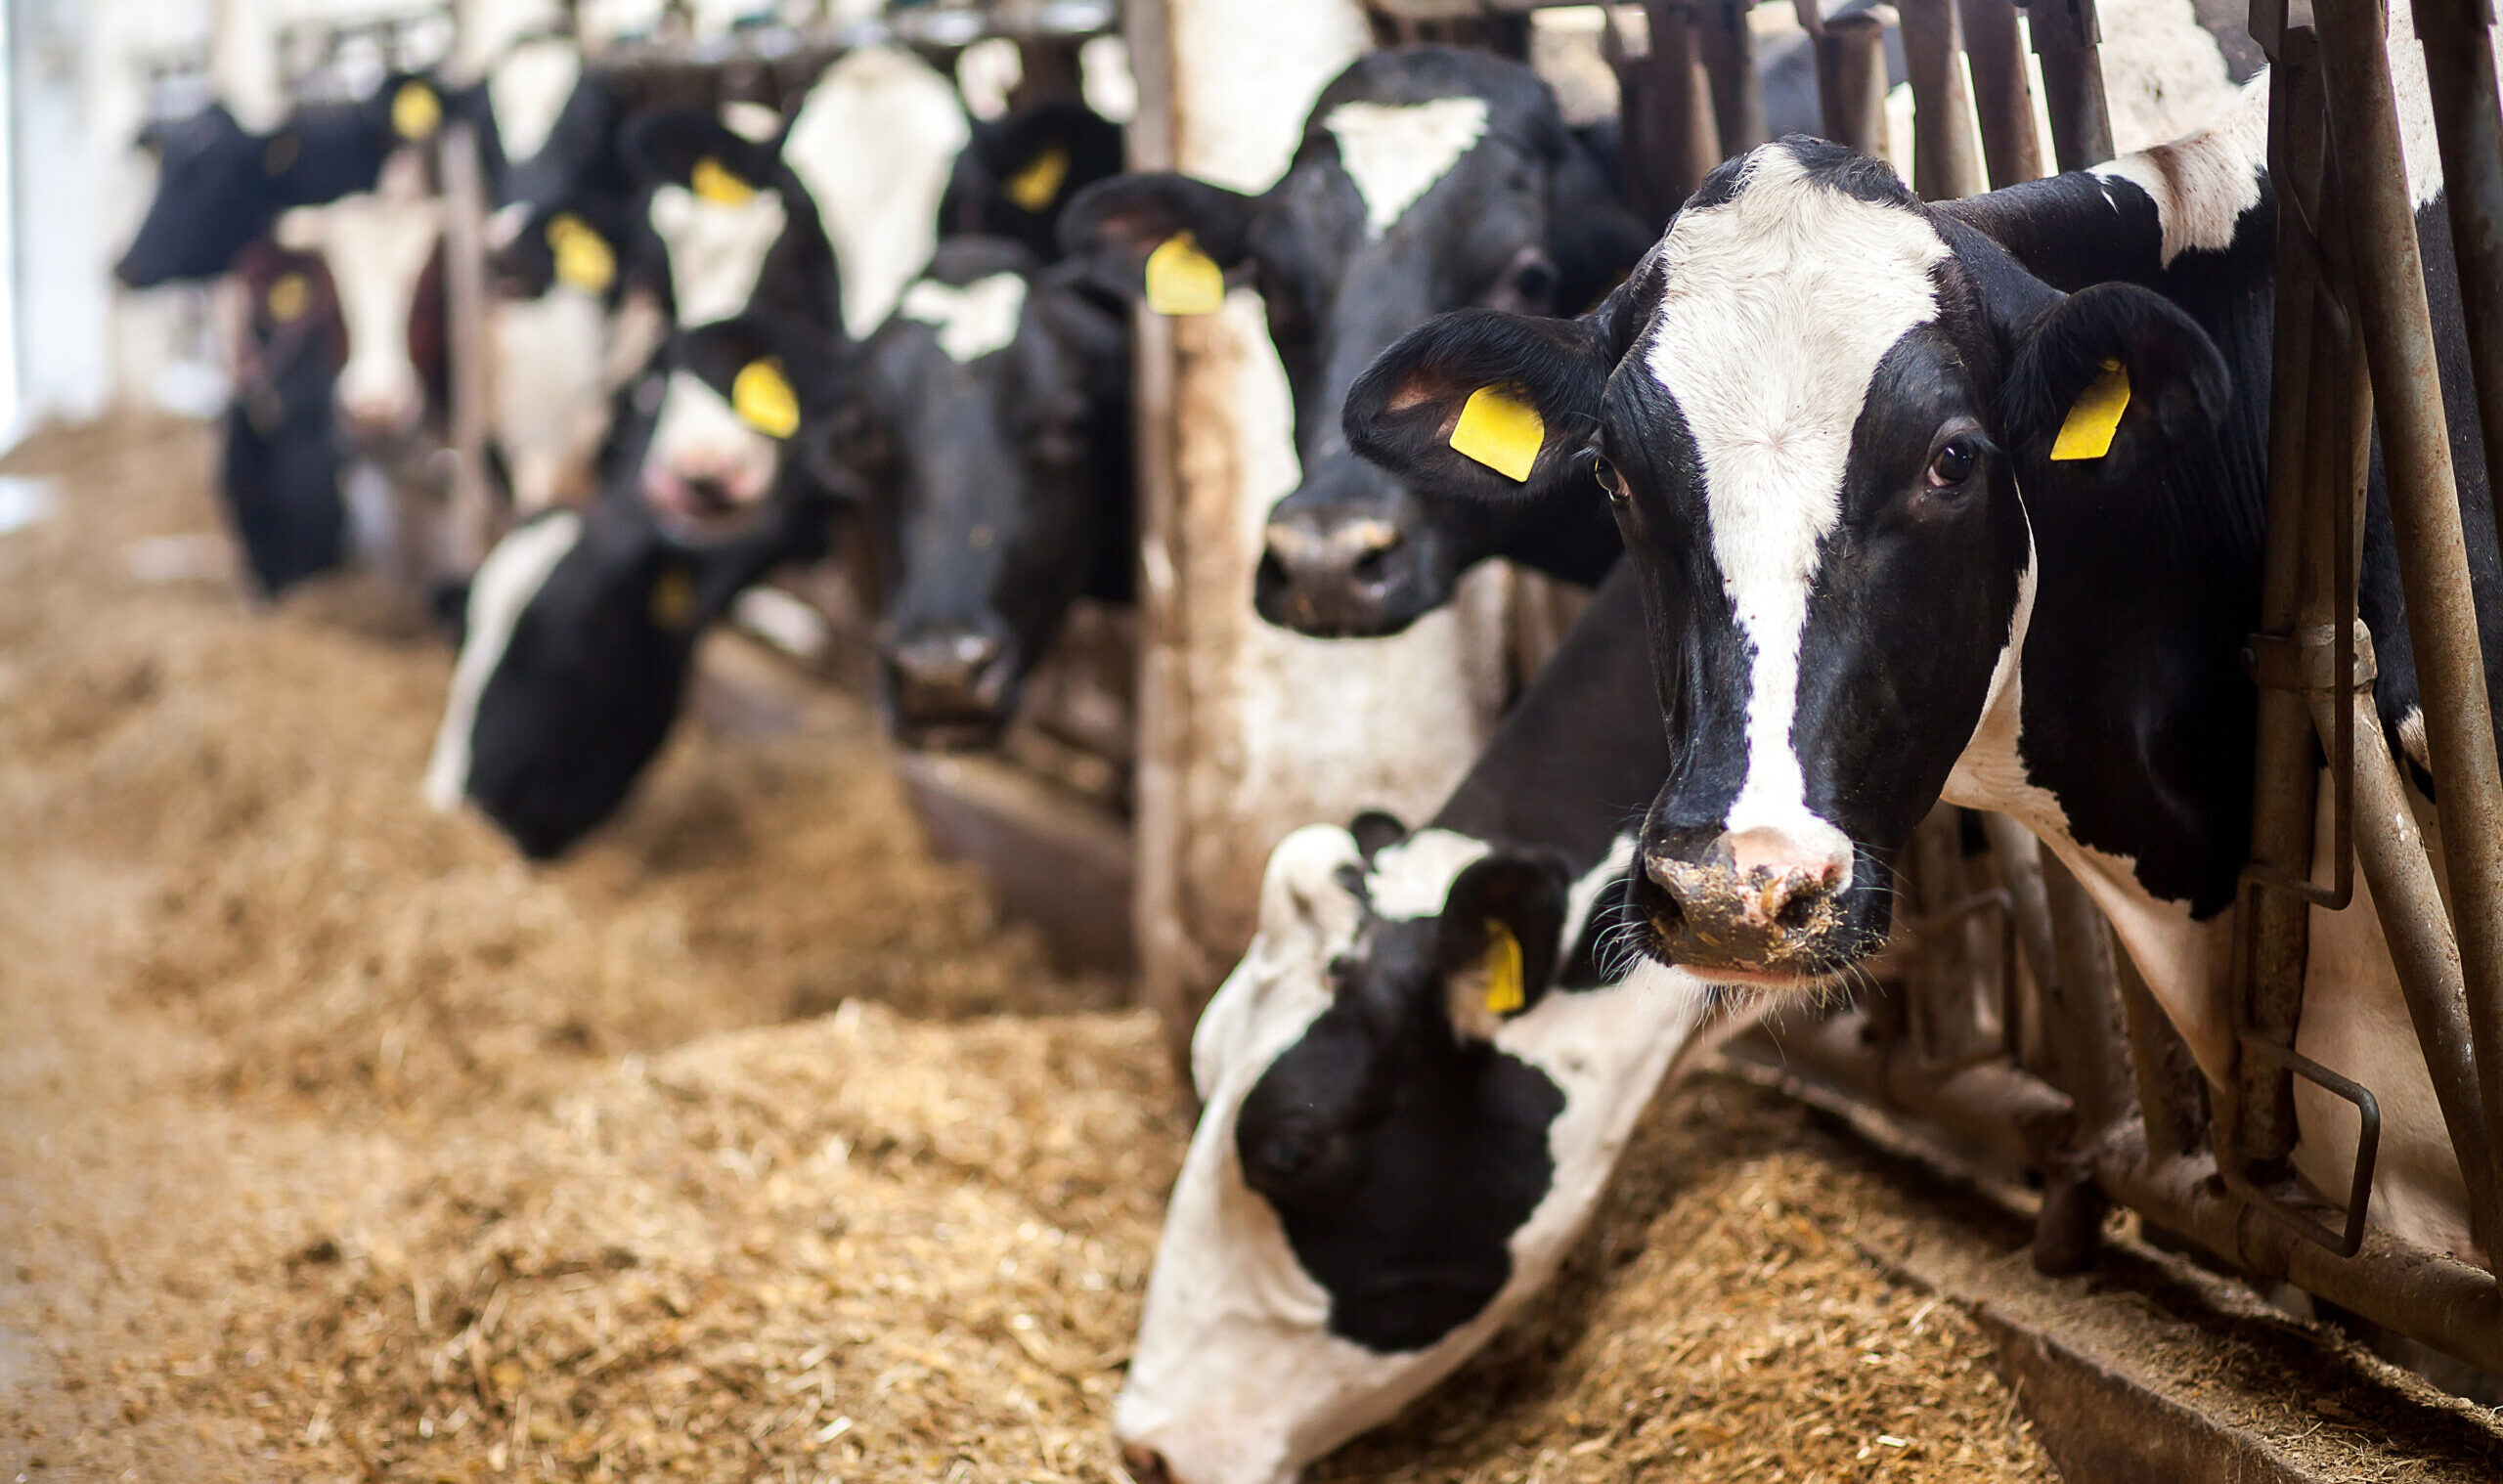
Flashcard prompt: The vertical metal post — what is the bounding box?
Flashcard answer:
[2317,0,2503,1285]
[1959,0,2044,186]
[439,117,494,573]
[1691,0,1765,159]
[1626,0,1722,219]
[1819,11,1891,157]
[2028,0,2115,169]
[1898,0,1988,198]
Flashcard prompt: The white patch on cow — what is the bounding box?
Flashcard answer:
[423,509,587,812]
[2396,705,2432,774]
[719,100,783,144]
[781,45,971,338]
[2090,74,2267,267]
[488,35,582,164]
[1322,97,1490,239]
[1120,826,1733,1484]
[647,183,787,327]
[280,150,445,432]
[898,273,1029,363]
[490,287,611,512]
[1644,146,1946,878]
[645,369,778,505]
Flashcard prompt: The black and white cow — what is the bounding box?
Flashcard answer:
[938,96,1126,266]
[1346,27,2487,1266]
[220,240,349,596]
[421,479,832,858]
[114,88,402,288]
[1061,47,1648,637]
[1116,566,1733,1484]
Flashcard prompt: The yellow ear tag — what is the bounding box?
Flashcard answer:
[1450,386,1546,483]
[1143,233,1224,317]
[2049,358,2131,461]
[691,156,756,206]
[1482,920,1526,1016]
[650,564,697,631]
[392,81,443,142]
[731,359,801,439]
[548,214,617,294]
[266,273,311,324]
[1005,143,1071,213]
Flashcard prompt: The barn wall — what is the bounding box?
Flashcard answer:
[1134,0,1518,1046]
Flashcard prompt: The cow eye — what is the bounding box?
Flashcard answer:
[1927,437,1979,487]
[1591,454,1626,502]
[1252,1129,1317,1183]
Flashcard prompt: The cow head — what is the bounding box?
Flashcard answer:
[623,107,849,544]
[1343,140,2229,990]
[1119,821,1707,1484]
[813,238,1129,749]
[937,97,1125,265]
[1061,46,1645,638]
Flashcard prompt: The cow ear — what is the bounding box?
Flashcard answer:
[2002,282,2230,476]
[621,109,778,196]
[1057,171,1258,305]
[1348,809,1408,860]
[1342,304,1625,506]
[1435,851,1571,1037]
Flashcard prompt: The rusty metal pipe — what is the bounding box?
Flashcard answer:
[2311,685,2503,1261]
[2318,0,2503,1291]
[1982,812,2061,1066]
[2409,0,2503,1277]
[1897,0,1988,199]
[1692,0,1765,157]
[1959,0,2043,186]
[1818,13,1892,157]
[1764,1006,2074,1173]
[2027,0,2114,169]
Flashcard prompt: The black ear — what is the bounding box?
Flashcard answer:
[1348,809,1409,860]
[620,109,782,196]
[1435,851,1572,1011]
[1342,302,1627,506]
[2001,282,2231,475]
[1056,170,1259,302]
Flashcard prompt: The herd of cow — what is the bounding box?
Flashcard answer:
[110,8,2503,1484]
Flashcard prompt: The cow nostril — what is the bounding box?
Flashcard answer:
[1120,1445,1173,1484]
[1349,540,1399,587]
[1775,887,1823,933]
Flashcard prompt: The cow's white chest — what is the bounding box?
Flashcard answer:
[1322,97,1489,239]
[898,274,1028,363]
[648,184,788,327]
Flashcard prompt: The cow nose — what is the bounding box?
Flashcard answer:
[882,625,1016,740]
[1254,513,1425,636]
[339,387,421,439]
[1641,827,1854,974]
[1120,1445,1175,1484]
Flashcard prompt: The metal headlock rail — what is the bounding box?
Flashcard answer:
[1641,0,2503,1384]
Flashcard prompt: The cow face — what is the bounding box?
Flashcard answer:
[817,241,1128,749]
[624,109,847,544]
[937,97,1125,265]
[1062,47,1644,637]
[1119,822,1711,1484]
[1343,140,2228,991]
[276,144,448,445]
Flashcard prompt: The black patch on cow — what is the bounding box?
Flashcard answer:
[1237,913,1564,1354]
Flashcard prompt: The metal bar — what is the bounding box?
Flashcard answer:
[439,116,495,573]
[1692,0,1764,157]
[1959,0,2044,186]
[1819,12,1891,157]
[2317,0,2503,1293]
[2409,0,2503,1276]
[1982,813,2057,1070]
[2311,685,2503,1260]
[1898,0,1988,199]
[2028,0,2114,169]
[1629,0,1721,217]
[2114,948,2193,1158]
[1759,1005,2075,1173]
[2230,46,2329,1175]
[2042,852,2131,1140]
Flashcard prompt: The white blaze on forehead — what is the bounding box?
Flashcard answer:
[1323,96,1491,239]
[423,509,587,811]
[648,183,788,327]
[490,288,612,512]
[898,273,1029,363]
[647,369,777,495]
[487,35,583,163]
[782,45,971,338]
[1645,147,1946,861]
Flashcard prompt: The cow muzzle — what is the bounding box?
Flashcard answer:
[1253,505,1442,638]
[880,623,1018,749]
[1633,826,1860,983]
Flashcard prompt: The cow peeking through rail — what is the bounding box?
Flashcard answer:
[1344,21,2493,1275]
